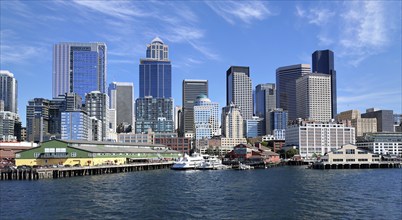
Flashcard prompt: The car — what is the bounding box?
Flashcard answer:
[64,164,71,167]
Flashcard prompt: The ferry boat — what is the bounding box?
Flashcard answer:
[171,153,205,170]
[197,156,230,170]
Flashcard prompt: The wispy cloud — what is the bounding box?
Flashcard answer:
[296,2,397,67]
[68,1,219,62]
[72,0,148,20]
[206,1,272,25]
[0,30,48,66]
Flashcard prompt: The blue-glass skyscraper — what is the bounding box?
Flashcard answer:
[139,37,171,98]
[52,42,107,101]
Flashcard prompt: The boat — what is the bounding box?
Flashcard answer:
[196,156,230,170]
[171,153,205,170]
[232,162,254,170]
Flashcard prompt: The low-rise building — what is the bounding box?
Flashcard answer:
[15,140,181,166]
[356,132,402,156]
[320,144,380,164]
[0,142,38,159]
[225,143,280,165]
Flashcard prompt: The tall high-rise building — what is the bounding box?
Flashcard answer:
[226,66,253,120]
[276,64,310,121]
[222,103,244,138]
[52,42,107,101]
[139,37,171,98]
[26,98,51,143]
[61,111,89,140]
[85,91,109,140]
[135,97,174,133]
[255,83,276,134]
[267,108,288,140]
[193,95,220,140]
[108,82,134,132]
[182,80,208,136]
[0,70,18,113]
[296,73,332,122]
[312,50,337,118]
[0,111,20,141]
[244,116,263,138]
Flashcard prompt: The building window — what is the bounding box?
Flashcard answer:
[346,159,355,162]
[358,159,368,162]
[16,153,21,158]
[358,151,368,154]
[71,152,77,157]
[333,159,343,162]
[346,149,355,154]
[34,153,40,158]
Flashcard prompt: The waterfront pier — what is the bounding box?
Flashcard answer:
[311,161,402,169]
[0,162,174,180]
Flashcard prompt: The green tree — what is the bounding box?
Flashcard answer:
[286,148,299,158]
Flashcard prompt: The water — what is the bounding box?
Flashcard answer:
[1,167,401,219]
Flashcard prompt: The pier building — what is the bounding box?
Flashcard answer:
[15,140,181,166]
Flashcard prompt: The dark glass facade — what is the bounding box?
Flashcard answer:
[139,60,171,98]
[135,97,174,133]
[312,50,337,119]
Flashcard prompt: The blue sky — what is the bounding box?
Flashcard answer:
[1,1,401,126]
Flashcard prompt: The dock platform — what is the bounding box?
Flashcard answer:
[0,162,174,180]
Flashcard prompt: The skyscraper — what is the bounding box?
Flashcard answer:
[255,83,276,134]
[182,80,208,136]
[26,98,51,143]
[276,64,310,121]
[61,110,90,140]
[222,103,244,138]
[0,70,18,113]
[139,37,171,98]
[193,95,220,140]
[52,42,107,101]
[108,82,134,132]
[312,50,337,118]
[296,73,332,122]
[85,91,109,140]
[226,66,253,120]
[267,109,288,140]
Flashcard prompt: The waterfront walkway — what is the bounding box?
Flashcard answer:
[311,161,402,169]
[0,162,174,180]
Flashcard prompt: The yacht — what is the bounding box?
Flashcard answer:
[197,156,230,170]
[171,153,205,170]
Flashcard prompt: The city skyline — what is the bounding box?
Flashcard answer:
[1,1,401,126]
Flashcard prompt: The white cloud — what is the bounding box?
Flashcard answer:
[296,2,396,66]
[206,1,272,25]
[72,0,147,20]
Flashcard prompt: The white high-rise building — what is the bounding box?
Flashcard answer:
[222,103,244,138]
[108,82,134,133]
[85,91,109,141]
[226,66,253,120]
[286,121,355,158]
[193,95,220,140]
[296,73,332,122]
[0,70,18,114]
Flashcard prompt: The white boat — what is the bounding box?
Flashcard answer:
[171,153,205,170]
[232,162,254,170]
[197,156,230,170]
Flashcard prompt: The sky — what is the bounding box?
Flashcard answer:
[1,0,401,126]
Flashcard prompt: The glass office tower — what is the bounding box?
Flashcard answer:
[53,42,106,102]
[139,37,171,98]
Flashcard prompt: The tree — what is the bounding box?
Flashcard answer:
[286,148,299,158]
